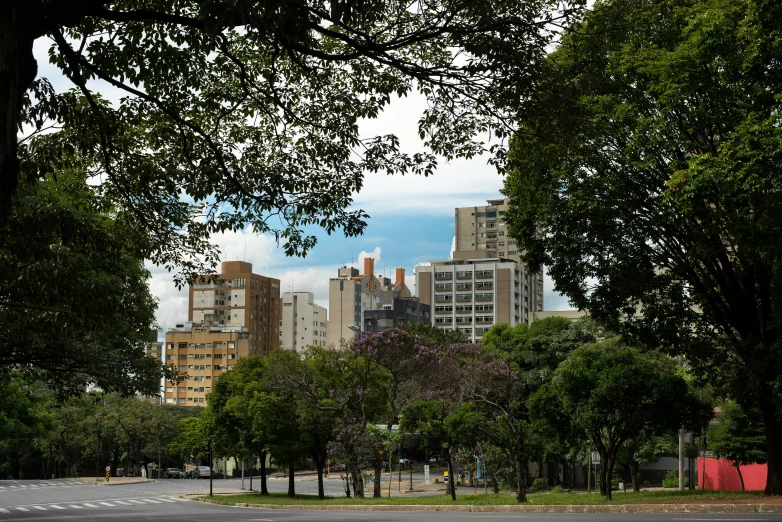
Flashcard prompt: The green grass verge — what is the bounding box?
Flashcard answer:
[198,489,766,507]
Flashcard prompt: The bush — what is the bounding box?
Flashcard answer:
[548,484,565,494]
[531,478,546,490]
[662,470,689,488]
[595,474,620,491]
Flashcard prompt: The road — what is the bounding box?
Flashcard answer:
[2,479,782,521]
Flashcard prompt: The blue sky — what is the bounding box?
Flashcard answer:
[29,38,573,334]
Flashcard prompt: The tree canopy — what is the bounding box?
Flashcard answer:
[504,0,782,495]
[3,0,574,286]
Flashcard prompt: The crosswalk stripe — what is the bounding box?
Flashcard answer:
[0,508,9,513]
[159,498,176,502]
[128,500,145,504]
[142,499,162,503]
[114,500,131,505]
[83,503,99,508]
[32,506,47,510]
[16,507,29,511]
[51,505,66,509]
[99,502,115,506]
[68,504,83,509]
[170,497,189,502]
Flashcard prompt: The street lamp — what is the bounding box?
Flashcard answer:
[347,324,361,334]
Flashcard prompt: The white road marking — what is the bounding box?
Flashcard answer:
[16,507,29,511]
[99,501,115,506]
[114,500,131,505]
[32,506,47,510]
[68,504,83,509]
[50,504,66,509]
[0,508,9,513]
[83,502,100,507]
[127,499,145,504]
[143,498,162,503]
[159,498,177,502]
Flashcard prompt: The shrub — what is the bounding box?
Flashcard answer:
[531,478,546,490]
[662,470,689,488]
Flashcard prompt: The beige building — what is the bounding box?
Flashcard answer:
[189,261,280,357]
[163,321,250,406]
[416,258,532,343]
[279,292,328,350]
[454,198,543,314]
[326,258,412,347]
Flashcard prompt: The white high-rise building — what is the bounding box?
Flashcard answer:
[279,292,328,351]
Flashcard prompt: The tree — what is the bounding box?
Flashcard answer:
[353,328,441,497]
[708,403,767,492]
[533,339,712,499]
[0,171,161,395]
[202,356,269,494]
[3,0,573,287]
[504,0,782,495]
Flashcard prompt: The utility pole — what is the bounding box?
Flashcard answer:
[208,440,213,497]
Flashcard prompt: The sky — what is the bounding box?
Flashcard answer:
[30,38,574,337]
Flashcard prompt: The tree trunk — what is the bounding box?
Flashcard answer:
[630,461,640,493]
[287,461,295,497]
[349,460,364,498]
[373,460,382,498]
[761,402,782,495]
[0,1,38,228]
[259,452,268,495]
[488,470,499,494]
[736,463,745,492]
[447,456,456,501]
[605,451,616,501]
[313,452,325,500]
[515,454,527,503]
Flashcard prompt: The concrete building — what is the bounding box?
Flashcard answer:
[326,258,415,346]
[143,341,164,404]
[163,321,250,406]
[363,297,430,333]
[279,292,328,350]
[188,261,280,357]
[416,258,533,343]
[454,197,543,314]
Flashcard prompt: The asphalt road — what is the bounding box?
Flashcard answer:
[2,479,782,522]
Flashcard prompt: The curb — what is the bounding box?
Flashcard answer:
[191,498,782,514]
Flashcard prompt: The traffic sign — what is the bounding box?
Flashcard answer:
[591,452,600,464]
[105,465,111,472]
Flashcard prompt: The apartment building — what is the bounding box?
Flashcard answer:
[279,292,328,351]
[416,258,532,343]
[326,258,415,346]
[163,321,250,406]
[188,261,280,357]
[454,198,543,315]
[144,341,164,404]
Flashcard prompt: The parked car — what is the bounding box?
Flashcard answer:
[196,466,214,479]
[166,468,180,479]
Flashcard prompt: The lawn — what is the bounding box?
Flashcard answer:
[199,489,770,507]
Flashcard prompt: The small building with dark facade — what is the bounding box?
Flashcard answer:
[361,297,430,333]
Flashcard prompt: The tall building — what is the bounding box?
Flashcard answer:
[279,292,328,350]
[144,341,164,404]
[188,261,280,356]
[326,258,416,346]
[416,258,532,343]
[163,321,250,406]
[454,197,543,315]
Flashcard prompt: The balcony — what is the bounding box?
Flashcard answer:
[475,295,493,302]
[435,309,453,315]
[476,271,494,279]
[435,273,453,280]
[456,272,473,280]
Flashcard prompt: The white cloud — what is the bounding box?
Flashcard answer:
[357,247,382,265]
[450,236,456,259]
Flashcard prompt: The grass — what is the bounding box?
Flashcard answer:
[199,489,767,507]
